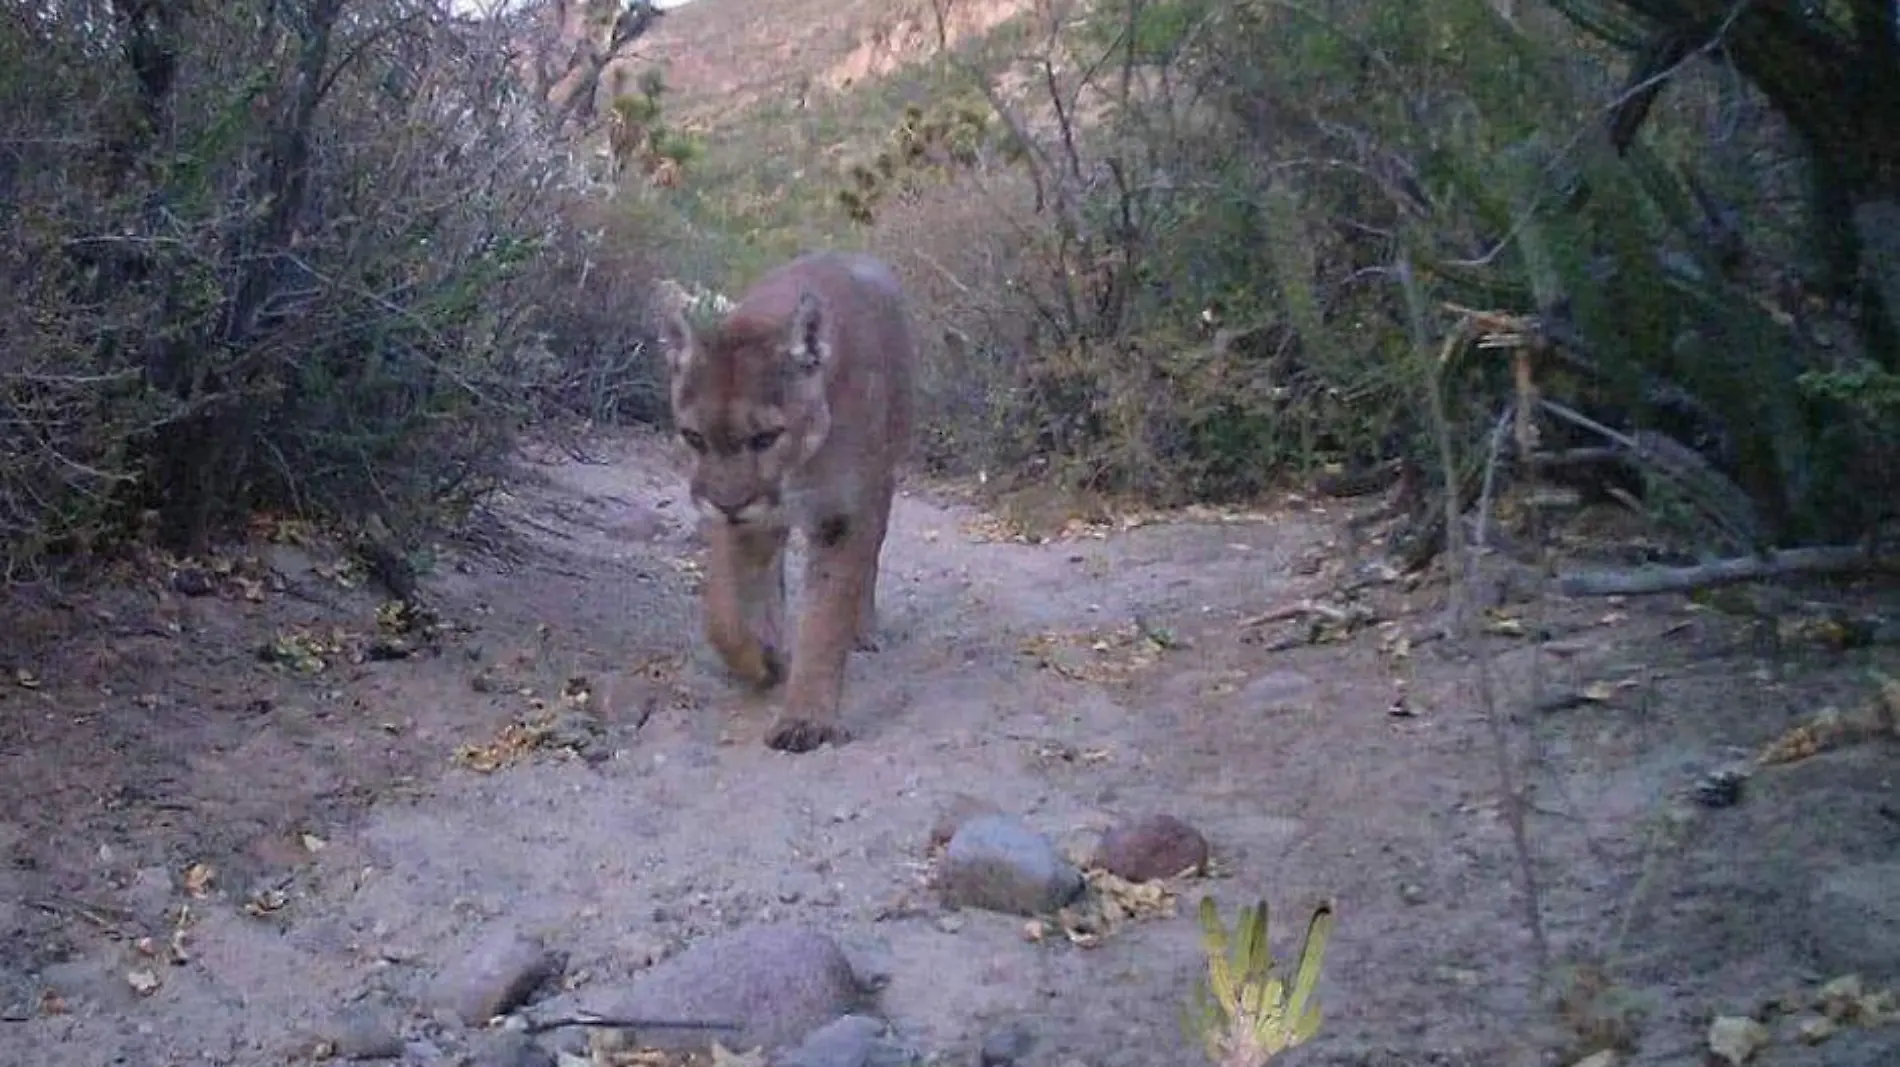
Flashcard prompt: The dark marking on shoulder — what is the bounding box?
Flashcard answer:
[815,515,851,547]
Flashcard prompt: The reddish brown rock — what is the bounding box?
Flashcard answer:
[1096,814,1209,882]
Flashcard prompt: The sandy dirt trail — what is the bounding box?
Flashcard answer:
[2,432,1896,1067]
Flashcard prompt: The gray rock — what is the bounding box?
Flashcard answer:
[1054,827,1104,870]
[614,929,674,970]
[776,1014,887,1067]
[938,815,1084,916]
[525,1022,591,1060]
[37,956,137,1011]
[122,866,177,929]
[424,926,565,1027]
[544,710,604,752]
[1238,670,1315,708]
[593,924,866,1053]
[838,942,894,994]
[1807,860,1900,978]
[325,1004,404,1060]
[1097,814,1209,883]
[467,1030,555,1067]
[1795,1025,1900,1067]
[978,1021,1036,1067]
[927,793,1004,850]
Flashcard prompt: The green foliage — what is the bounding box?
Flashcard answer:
[655,130,706,164]
[1400,0,1900,542]
[1184,896,1334,1066]
[837,101,993,225]
[1121,0,1215,61]
[612,92,662,126]
[1799,364,1900,415]
[608,62,703,180]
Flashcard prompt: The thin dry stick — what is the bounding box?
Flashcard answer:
[1426,301,1551,989]
[1473,402,1515,550]
[1473,647,1551,982]
[521,1013,743,1037]
[1419,312,1468,630]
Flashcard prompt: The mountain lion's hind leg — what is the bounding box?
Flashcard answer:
[853,477,896,652]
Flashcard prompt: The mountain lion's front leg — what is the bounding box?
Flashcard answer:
[702,520,788,689]
[766,513,875,753]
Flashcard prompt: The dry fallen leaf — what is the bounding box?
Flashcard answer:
[244,887,290,916]
[182,862,216,898]
[1793,1013,1837,1044]
[1581,679,1640,703]
[1017,622,1172,684]
[1757,691,1898,766]
[1707,1015,1770,1065]
[1876,672,1899,732]
[1027,868,1181,949]
[707,1041,767,1067]
[452,712,561,773]
[1482,612,1526,637]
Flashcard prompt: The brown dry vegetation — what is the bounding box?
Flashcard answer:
[4,1,1900,1066]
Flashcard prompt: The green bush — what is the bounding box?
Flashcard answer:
[844,0,1898,544]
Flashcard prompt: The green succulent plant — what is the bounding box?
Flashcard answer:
[1183,896,1335,1066]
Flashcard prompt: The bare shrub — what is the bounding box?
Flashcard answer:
[0,0,664,574]
[852,0,1419,503]
[528,194,683,428]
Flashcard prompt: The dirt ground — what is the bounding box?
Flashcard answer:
[2,430,1896,1067]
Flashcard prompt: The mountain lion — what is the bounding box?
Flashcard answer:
[654,252,917,753]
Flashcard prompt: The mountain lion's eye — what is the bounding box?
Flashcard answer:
[680,430,708,452]
[748,429,783,452]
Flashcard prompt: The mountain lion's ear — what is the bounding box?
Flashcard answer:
[786,290,827,372]
[651,282,696,373]
[660,307,698,374]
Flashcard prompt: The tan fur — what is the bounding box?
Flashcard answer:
[654,251,917,753]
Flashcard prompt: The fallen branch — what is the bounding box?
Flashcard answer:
[1538,399,1761,552]
[1312,459,1404,499]
[1525,447,1625,470]
[1239,599,1360,628]
[1557,545,1899,597]
[520,1012,743,1036]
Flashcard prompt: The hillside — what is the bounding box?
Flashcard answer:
[639,0,1031,124]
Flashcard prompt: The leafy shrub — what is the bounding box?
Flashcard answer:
[850,0,1899,548]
